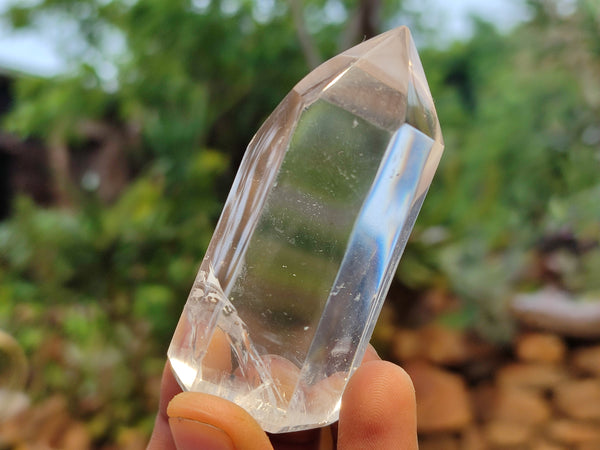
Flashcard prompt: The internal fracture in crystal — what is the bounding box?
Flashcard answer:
[168,26,444,433]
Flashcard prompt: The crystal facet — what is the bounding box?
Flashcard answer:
[168,26,444,433]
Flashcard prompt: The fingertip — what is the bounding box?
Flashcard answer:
[362,344,381,363]
[338,360,417,450]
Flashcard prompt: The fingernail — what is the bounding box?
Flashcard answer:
[169,417,235,450]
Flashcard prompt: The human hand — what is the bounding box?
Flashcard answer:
[148,346,417,449]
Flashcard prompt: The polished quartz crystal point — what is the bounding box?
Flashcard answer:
[168,26,444,433]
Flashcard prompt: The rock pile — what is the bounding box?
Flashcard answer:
[0,396,92,449]
[391,325,600,449]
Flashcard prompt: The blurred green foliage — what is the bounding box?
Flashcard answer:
[0,0,599,445]
[400,2,600,338]
[0,150,225,438]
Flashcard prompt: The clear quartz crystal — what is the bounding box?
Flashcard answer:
[168,26,444,433]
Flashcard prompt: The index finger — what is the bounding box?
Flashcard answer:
[147,362,182,449]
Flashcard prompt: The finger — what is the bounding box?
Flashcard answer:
[147,362,183,449]
[337,360,417,450]
[167,391,274,450]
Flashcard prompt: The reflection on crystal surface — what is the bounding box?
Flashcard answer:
[168,26,444,433]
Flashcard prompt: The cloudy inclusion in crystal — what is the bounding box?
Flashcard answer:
[168,26,444,433]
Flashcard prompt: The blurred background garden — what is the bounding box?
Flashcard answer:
[0,0,599,448]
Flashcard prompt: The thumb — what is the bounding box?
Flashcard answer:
[167,392,273,450]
